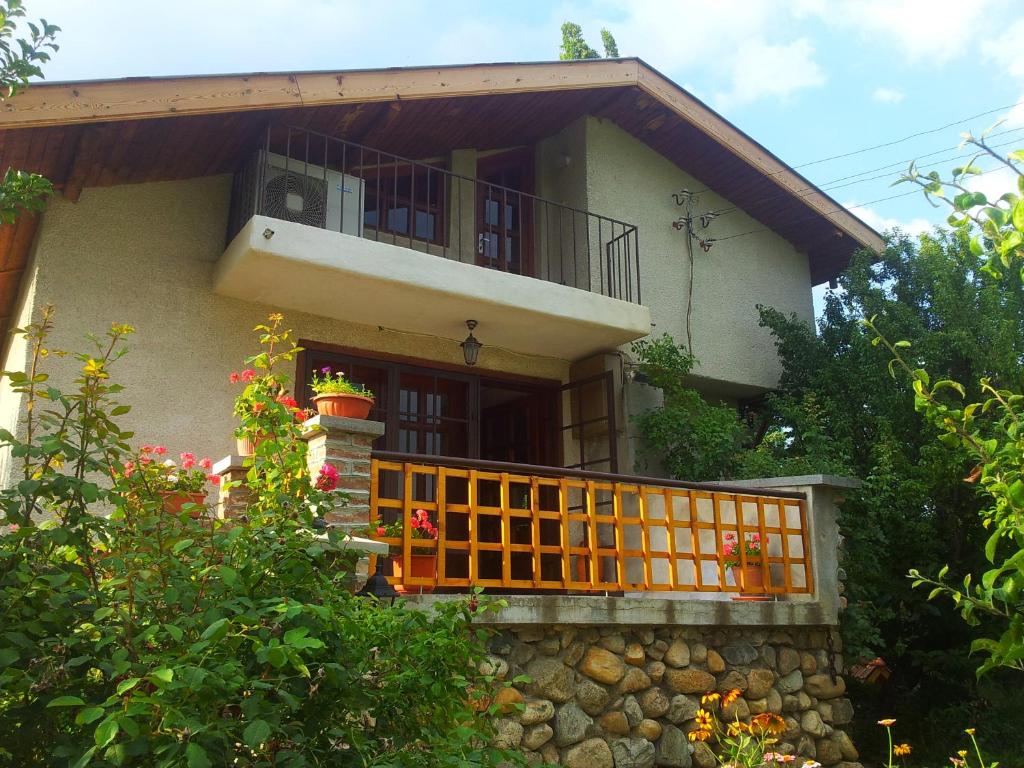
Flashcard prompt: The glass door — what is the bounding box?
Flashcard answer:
[476,149,533,276]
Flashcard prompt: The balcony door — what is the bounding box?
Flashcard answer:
[476,149,534,277]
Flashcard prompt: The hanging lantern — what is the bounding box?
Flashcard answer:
[460,320,482,366]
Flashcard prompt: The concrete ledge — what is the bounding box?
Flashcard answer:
[717,474,861,491]
[402,594,833,627]
[302,414,386,439]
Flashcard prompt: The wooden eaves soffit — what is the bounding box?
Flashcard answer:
[0,59,884,337]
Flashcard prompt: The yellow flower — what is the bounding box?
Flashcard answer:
[727,721,748,737]
[722,688,742,707]
[688,728,711,742]
[82,358,107,379]
[877,718,897,727]
[701,692,721,706]
[751,712,787,735]
[894,744,912,757]
[965,728,976,736]
[958,750,968,758]
[694,709,714,730]
[268,312,284,323]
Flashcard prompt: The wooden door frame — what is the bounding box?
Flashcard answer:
[296,341,560,462]
[475,147,536,277]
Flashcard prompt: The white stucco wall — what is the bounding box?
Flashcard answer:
[0,176,569,487]
[583,116,814,396]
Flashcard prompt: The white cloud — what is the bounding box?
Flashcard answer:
[872,87,905,104]
[982,17,1024,78]
[819,0,998,64]
[847,203,934,237]
[714,38,826,108]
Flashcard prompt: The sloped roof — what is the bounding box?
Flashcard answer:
[0,58,883,334]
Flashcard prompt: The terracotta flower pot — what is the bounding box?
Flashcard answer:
[390,553,436,595]
[730,564,768,599]
[159,491,207,518]
[313,393,374,419]
[235,431,269,455]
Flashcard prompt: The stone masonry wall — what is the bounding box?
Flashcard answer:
[483,623,860,768]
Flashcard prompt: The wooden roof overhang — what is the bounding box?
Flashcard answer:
[0,59,882,336]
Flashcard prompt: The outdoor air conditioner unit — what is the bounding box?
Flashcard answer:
[229,150,365,240]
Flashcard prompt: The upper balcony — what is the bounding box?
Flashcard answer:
[214,125,652,360]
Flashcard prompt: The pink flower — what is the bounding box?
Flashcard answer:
[241,369,257,383]
[410,517,421,529]
[207,474,220,486]
[153,445,166,456]
[139,456,152,465]
[315,463,339,492]
[180,452,196,469]
[320,366,332,375]
[141,445,153,453]
[199,457,212,470]
[415,509,429,521]
[229,372,240,384]
[376,526,387,536]
[123,460,135,476]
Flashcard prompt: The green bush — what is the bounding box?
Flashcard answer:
[0,309,519,767]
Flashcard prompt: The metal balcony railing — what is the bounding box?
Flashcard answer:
[228,125,642,304]
[368,453,814,595]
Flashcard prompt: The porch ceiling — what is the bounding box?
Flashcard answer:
[214,217,653,361]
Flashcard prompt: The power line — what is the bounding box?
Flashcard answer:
[684,97,1024,199]
[710,163,1005,247]
[703,129,1024,219]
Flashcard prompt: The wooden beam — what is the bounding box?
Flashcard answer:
[61,126,105,202]
[635,66,884,254]
[0,60,640,130]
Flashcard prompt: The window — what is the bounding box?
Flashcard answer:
[362,162,446,245]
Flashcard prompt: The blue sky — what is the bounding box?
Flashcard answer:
[26,0,1024,244]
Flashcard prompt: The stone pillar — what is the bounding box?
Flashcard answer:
[212,455,251,519]
[302,415,386,533]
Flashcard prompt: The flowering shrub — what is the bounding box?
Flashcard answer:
[876,719,994,768]
[722,531,762,568]
[374,508,438,549]
[309,365,374,398]
[116,446,216,495]
[0,308,522,767]
[690,690,795,767]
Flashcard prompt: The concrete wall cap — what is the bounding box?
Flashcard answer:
[302,415,386,439]
[212,454,248,474]
[402,594,835,627]
[714,474,861,491]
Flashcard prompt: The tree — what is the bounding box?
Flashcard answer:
[600,28,619,58]
[869,134,1024,676]
[0,0,59,222]
[559,22,618,60]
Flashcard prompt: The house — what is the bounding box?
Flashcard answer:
[0,58,879,482]
[0,57,871,763]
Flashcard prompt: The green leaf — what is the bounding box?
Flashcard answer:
[186,743,212,768]
[283,627,309,645]
[48,695,86,707]
[172,538,195,554]
[243,719,272,747]
[70,746,96,768]
[94,718,119,747]
[116,677,141,695]
[75,707,105,726]
[150,667,173,684]
[200,617,229,642]
[0,647,18,666]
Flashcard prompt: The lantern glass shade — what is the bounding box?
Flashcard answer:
[460,320,481,366]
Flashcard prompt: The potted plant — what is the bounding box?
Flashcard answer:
[375,508,438,594]
[723,531,766,596]
[309,366,375,419]
[117,447,216,517]
[230,368,309,454]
